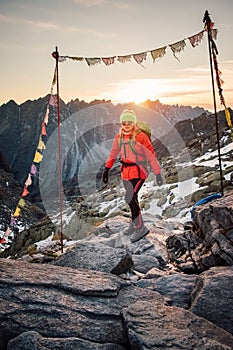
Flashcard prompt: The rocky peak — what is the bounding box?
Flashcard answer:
[0,96,211,185]
[154,109,232,160]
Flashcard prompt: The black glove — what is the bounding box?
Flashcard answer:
[102,167,110,184]
[156,173,163,186]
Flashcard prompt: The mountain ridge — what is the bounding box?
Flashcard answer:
[0,95,209,185]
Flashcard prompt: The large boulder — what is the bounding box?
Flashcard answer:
[122,300,233,349]
[0,258,164,350]
[53,240,134,275]
[136,273,197,309]
[166,190,233,272]
[190,266,233,335]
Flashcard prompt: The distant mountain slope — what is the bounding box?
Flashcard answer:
[140,99,207,125]
[0,96,207,184]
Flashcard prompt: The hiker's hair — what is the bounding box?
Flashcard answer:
[119,124,139,141]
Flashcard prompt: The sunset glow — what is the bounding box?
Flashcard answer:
[0,1,233,111]
[98,61,233,110]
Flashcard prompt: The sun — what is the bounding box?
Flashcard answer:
[110,79,161,104]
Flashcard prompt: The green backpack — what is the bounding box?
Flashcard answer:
[136,121,152,140]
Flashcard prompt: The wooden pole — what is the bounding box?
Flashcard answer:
[53,46,64,252]
[203,10,224,196]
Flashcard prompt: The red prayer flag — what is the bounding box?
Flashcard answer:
[22,186,29,197]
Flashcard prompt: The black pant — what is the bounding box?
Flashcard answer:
[123,178,145,228]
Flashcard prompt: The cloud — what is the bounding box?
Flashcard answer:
[24,20,59,30]
[159,88,211,98]
[0,14,15,24]
[63,25,116,38]
[180,66,209,74]
[71,0,132,10]
[0,11,116,38]
[71,0,106,6]
[0,14,59,31]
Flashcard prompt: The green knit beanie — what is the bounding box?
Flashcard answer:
[120,109,137,124]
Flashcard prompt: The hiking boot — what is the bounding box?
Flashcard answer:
[130,225,149,243]
[124,223,136,236]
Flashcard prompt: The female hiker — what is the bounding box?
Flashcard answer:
[102,109,163,243]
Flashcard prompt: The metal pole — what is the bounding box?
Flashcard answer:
[203,11,224,196]
[54,46,64,252]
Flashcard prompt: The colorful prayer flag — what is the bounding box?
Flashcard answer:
[133,52,147,67]
[150,46,167,62]
[49,95,57,107]
[225,108,232,128]
[41,122,47,136]
[13,206,21,217]
[30,164,37,175]
[188,30,204,47]
[25,173,32,187]
[22,186,29,197]
[33,151,43,163]
[117,55,132,63]
[37,137,46,151]
[169,39,186,61]
[69,56,84,61]
[102,57,115,66]
[85,58,101,66]
[18,198,26,208]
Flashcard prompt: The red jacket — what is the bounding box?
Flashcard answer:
[105,130,161,180]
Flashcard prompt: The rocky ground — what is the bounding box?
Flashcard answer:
[0,108,233,348]
[1,190,233,349]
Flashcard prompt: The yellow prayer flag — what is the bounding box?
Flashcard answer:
[37,137,46,150]
[225,108,232,127]
[69,56,84,61]
[13,206,21,217]
[33,151,43,163]
[150,46,167,62]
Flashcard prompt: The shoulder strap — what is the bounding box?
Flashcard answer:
[129,133,146,158]
[119,134,124,149]
[118,132,146,158]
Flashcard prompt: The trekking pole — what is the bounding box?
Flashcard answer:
[203,10,224,196]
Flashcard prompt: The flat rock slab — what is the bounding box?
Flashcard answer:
[53,241,133,274]
[7,331,126,350]
[122,300,233,349]
[0,257,121,297]
[0,258,164,349]
[190,266,233,335]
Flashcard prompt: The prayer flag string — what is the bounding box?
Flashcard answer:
[57,28,216,66]
[0,66,58,246]
[208,25,233,140]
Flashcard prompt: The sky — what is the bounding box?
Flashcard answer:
[0,0,233,111]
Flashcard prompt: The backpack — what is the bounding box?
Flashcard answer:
[136,121,151,140]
